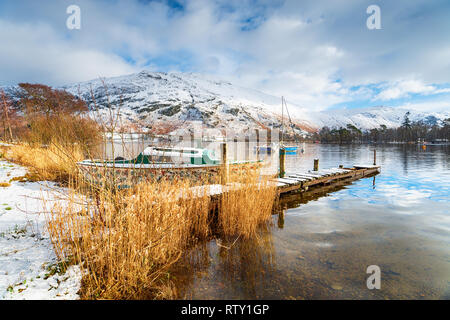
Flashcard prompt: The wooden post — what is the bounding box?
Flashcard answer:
[373,149,376,165]
[279,148,286,178]
[233,137,238,162]
[313,158,319,171]
[278,209,285,229]
[255,129,260,161]
[339,164,343,169]
[221,143,228,185]
[245,135,249,162]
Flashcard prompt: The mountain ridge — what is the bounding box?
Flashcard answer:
[3,71,449,134]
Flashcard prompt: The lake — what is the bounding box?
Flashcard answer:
[169,143,450,299]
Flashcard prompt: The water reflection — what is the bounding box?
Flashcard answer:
[215,230,276,299]
[172,228,276,299]
[172,144,450,299]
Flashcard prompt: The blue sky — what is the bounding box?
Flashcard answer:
[1,0,450,112]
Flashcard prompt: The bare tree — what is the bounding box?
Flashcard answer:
[0,89,15,141]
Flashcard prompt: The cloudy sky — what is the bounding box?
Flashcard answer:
[1,0,450,112]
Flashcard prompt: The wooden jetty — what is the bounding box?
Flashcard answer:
[274,164,380,195]
[188,145,381,199]
[192,164,380,200]
[273,147,380,195]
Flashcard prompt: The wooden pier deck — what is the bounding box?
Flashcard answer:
[274,164,381,195]
[191,164,381,199]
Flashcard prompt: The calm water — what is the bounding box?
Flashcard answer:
[169,143,450,299]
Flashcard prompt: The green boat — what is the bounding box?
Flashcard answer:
[77,146,260,188]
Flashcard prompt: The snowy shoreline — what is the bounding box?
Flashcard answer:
[0,160,81,300]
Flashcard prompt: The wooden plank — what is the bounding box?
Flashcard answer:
[282,176,305,182]
[286,175,308,182]
[353,165,381,169]
[286,173,313,179]
[329,168,351,173]
[291,174,318,180]
[321,168,344,174]
[278,184,301,194]
[309,170,334,176]
[276,177,302,184]
[313,170,336,176]
[305,172,328,177]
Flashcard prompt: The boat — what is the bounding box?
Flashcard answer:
[77,146,261,188]
[137,146,220,165]
[254,142,278,154]
[280,96,298,154]
[283,146,297,154]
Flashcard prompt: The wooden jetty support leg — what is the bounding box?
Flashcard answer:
[313,158,319,171]
[279,148,286,178]
[221,143,228,185]
[373,149,377,165]
[245,135,250,161]
[255,129,260,161]
[278,209,285,229]
[233,137,238,162]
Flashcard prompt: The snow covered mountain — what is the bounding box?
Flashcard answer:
[62,71,317,135]
[3,71,449,134]
[314,106,450,130]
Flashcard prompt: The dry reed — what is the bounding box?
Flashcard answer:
[45,163,277,299]
[46,177,212,299]
[219,166,277,239]
[3,143,83,182]
[4,137,278,299]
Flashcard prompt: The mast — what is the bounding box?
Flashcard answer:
[281,96,284,146]
[284,98,297,142]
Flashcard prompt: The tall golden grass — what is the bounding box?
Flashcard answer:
[3,143,84,182]
[4,136,278,299]
[219,167,277,239]
[44,163,277,299]
[46,176,213,299]
[22,113,102,153]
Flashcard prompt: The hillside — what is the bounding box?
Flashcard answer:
[3,71,449,135]
[61,71,316,136]
[315,106,450,130]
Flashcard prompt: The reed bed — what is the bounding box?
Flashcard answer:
[5,140,278,299]
[44,164,277,299]
[3,142,84,182]
[219,167,277,239]
[46,177,212,299]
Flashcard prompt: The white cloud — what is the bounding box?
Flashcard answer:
[1,0,450,112]
[374,80,436,101]
[0,19,139,85]
[397,100,450,113]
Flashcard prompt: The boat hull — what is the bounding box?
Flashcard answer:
[77,161,263,189]
[283,146,298,154]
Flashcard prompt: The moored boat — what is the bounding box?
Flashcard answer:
[283,146,298,154]
[77,146,261,188]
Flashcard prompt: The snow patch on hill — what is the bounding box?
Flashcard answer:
[62,71,317,135]
[314,106,450,130]
[3,71,449,133]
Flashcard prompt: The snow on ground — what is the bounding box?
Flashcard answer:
[0,160,81,300]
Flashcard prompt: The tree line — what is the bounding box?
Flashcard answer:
[314,112,450,143]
